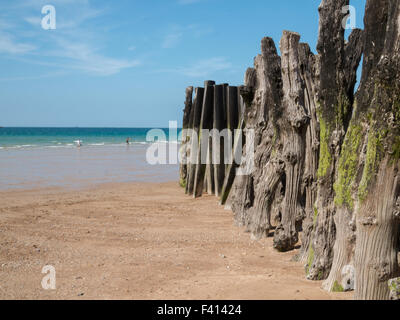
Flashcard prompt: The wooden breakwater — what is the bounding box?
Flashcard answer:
[178,0,400,301]
[179,80,247,203]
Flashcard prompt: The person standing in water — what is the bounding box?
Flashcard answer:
[126,137,130,145]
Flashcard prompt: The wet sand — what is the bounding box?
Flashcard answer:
[0,182,352,300]
[0,144,178,190]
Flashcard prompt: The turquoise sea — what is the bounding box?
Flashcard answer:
[0,127,180,149]
[0,127,181,190]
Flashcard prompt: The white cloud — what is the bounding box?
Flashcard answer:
[162,32,183,49]
[56,7,104,29]
[0,32,36,54]
[74,55,141,76]
[0,0,141,77]
[0,70,67,82]
[161,24,212,49]
[0,19,15,29]
[9,42,142,76]
[24,16,41,27]
[188,24,213,37]
[0,18,36,54]
[163,57,232,77]
[47,40,142,75]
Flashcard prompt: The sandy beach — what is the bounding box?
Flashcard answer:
[0,181,351,300]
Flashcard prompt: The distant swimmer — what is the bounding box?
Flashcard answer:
[75,140,83,147]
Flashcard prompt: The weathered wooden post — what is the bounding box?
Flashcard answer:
[220,117,244,205]
[229,37,285,239]
[205,139,215,195]
[272,31,309,252]
[222,83,229,124]
[222,83,230,174]
[179,0,400,301]
[220,68,256,206]
[205,81,216,196]
[227,86,239,132]
[179,86,193,188]
[193,81,215,198]
[307,0,363,282]
[186,87,204,196]
[213,84,226,197]
[352,0,400,300]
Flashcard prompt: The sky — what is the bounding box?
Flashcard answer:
[0,0,366,127]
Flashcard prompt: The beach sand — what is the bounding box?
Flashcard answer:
[0,182,352,300]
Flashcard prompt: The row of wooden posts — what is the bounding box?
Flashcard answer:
[180,80,244,204]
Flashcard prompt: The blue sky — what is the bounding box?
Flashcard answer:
[0,0,366,127]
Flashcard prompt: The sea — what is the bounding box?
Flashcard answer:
[0,127,181,190]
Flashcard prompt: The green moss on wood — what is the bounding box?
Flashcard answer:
[334,123,363,209]
[317,94,353,179]
[388,278,400,296]
[305,204,319,275]
[179,178,187,188]
[358,128,383,203]
[332,281,344,292]
[390,136,400,161]
[317,116,332,178]
[313,205,318,226]
[306,242,315,275]
[271,147,277,158]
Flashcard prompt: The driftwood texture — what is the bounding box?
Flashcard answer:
[181,81,243,200]
[180,0,400,299]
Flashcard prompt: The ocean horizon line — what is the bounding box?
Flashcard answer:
[0,127,183,150]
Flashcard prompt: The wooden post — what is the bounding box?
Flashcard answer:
[205,136,215,195]
[179,86,193,188]
[222,83,229,125]
[213,84,225,197]
[193,81,215,198]
[205,80,216,195]
[186,87,204,196]
[220,116,244,205]
[227,86,239,131]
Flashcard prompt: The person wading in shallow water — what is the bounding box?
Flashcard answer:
[126,137,130,145]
